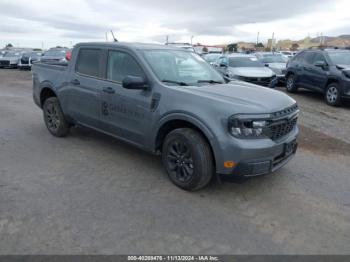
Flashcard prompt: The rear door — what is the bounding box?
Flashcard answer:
[64,48,104,128]
[99,49,153,146]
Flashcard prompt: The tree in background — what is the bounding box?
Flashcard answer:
[255,42,264,48]
[227,43,238,53]
[5,43,13,49]
[291,43,299,51]
[202,46,208,53]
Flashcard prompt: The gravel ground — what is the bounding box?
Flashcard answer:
[0,70,349,255]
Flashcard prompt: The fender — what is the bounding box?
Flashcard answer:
[155,111,216,141]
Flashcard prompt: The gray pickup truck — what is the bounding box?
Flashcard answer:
[32,42,299,191]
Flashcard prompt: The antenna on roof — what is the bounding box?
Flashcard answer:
[110,30,118,42]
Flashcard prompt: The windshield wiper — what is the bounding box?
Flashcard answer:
[197,80,223,84]
[162,80,188,86]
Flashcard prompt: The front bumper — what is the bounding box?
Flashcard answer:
[214,126,298,177]
[18,63,31,69]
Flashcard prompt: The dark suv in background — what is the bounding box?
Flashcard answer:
[286,48,350,106]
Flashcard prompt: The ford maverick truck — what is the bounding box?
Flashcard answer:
[32,42,299,191]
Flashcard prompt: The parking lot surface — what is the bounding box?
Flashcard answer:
[0,70,349,254]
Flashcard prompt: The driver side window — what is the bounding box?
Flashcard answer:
[107,51,144,83]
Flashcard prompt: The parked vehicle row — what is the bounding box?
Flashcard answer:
[32,42,299,191]
[0,47,70,70]
[201,47,350,107]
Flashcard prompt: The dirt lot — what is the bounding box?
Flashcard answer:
[0,69,349,254]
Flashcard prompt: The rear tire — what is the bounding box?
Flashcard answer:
[286,73,298,93]
[162,128,214,191]
[325,83,342,106]
[43,97,70,137]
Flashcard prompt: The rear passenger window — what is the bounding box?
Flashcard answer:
[107,51,144,82]
[76,49,101,77]
[304,52,316,64]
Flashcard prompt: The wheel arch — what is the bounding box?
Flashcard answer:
[325,78,340,90]
[40,85,57,107]
[154,114,218,169]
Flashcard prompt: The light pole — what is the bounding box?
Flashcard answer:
[191,35,194,46]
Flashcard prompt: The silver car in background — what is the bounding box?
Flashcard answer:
[215,53,277,88]
[202,53,221,66]
[0,51,22,68]
[255,52,288,84]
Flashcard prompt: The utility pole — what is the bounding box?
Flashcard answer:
[256,31,260,45]
[166,35,169,44]
[271,32,275,51]
[191,35,194,46]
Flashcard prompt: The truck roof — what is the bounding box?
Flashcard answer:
[75,42,187,51]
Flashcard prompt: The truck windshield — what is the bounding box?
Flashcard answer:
[143,50,224,86]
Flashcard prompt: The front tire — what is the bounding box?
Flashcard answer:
[162,128,214,191]
[286,73,298,93]
[43,97,70,137]
[325,83,342,106]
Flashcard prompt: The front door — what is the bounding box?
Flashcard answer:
[309,53,329,92]
[100,50,153,146]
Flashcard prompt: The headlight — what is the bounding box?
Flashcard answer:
[228,115,269,139]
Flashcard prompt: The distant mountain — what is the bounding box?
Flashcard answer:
[276,34,350,50]
[339,35,350,40]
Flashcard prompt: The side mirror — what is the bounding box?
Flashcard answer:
[265,63,269,67]
[220,62,227,67]
[314,60,327,68]
[122,75,148,90]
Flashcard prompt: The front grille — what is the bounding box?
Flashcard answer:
[268,117,298,140]
[240,76,274,87]
[264,104,299,141]
[21,58,29,64]
[0,60,10,66]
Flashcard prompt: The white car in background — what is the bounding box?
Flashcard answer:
[255,52,288,84]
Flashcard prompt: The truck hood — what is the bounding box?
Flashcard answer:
[230,67,275,78]
[178,82,296,113]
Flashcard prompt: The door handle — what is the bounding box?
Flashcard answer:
[71,79,80,85]
[103,86,115,94]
